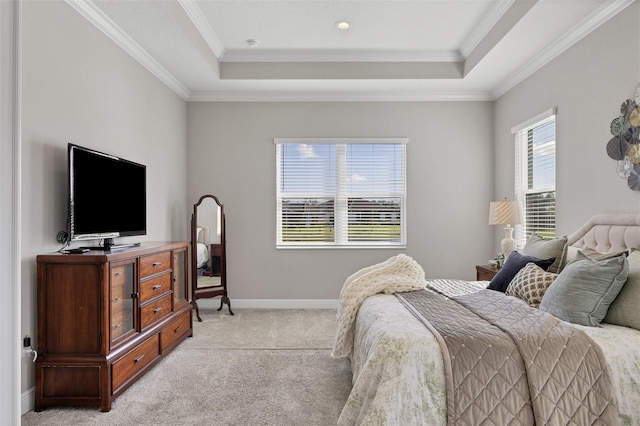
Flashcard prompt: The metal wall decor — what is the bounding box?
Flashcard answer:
[607,84,640,191]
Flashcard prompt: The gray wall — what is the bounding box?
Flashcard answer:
[18,0,640,406]
[20,1,188,393]
[187,101,495,300]
[494,2,640,239]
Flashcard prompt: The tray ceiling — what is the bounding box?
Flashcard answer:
[68,0,634,101]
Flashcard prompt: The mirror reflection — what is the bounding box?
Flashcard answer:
[195,201,221,288]
[191,194,233,320]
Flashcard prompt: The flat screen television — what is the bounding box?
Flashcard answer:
[68,143,146,249]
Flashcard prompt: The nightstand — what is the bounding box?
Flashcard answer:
[476,264,500,281]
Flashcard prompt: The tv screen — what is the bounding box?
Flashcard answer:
[68,143,146,247]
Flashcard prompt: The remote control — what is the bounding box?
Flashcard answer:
[66,248,89,254]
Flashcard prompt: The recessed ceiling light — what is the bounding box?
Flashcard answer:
[335,21,350,30]
[246,39,259,47]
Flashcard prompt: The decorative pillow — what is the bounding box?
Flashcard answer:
[574,247,628,261]
[487,251,555,293]
[521,233,568,273]
[505,263,558,308]
[539,251,629,326]
[604,249,640,329]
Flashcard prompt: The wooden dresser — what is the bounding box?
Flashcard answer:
[34,241,192,412]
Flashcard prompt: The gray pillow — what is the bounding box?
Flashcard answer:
[539,251,628,326]
[576,247,628,261]
[604,249,640,329]
[521,233,568,273]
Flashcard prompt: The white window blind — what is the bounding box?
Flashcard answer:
[513,110,556,247]
[275,138,407,248]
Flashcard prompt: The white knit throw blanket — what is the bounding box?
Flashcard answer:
[331,254,427,359]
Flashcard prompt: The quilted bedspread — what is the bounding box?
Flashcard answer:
[399,289,617,425]
[339,280,640,426]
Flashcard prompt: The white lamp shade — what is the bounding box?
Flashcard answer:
[488,200,522,226]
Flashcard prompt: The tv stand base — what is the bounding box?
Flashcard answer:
[80,242,141,251]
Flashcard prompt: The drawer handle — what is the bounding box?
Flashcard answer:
[114,272,121,277]
[113,297,120,303]
[152,284,162,290]
[152,262,162,268]
[174,326,182,333]
[153,307,163,314]
[134,355,145,363]
[113,324,120,330]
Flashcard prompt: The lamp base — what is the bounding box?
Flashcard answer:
[501,226,517,259]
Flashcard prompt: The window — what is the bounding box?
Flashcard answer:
[513,109,556,247]
[275,138,407,248]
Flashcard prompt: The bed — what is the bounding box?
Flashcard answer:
[335,214,640,425]
[195,224,210,271]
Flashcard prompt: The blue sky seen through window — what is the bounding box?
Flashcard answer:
[281,143,403,196]
[530,121,556,190]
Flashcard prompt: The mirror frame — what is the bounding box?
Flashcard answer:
[190,194,233,320]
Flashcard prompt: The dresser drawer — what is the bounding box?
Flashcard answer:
[111,302,124,338]
[111,281,126,303]
[111,301,134,341]
[139,252,171,279]
[112,334,159,391]
[140,294,172,329]
[161,310,191,352]
[111,265,129,288]
[139,273,171,303]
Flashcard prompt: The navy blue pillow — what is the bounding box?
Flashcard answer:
[487,251,555,292]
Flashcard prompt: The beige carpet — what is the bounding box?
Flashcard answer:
[21,309,352,425]
[196,276,221,288]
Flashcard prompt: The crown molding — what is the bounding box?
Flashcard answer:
[177,0,225,59]
[65,0,191,100]
[222,48,462,63]
[68,0,634,103]
[459,0,515,59]
[490,0,635,100]
[188,90,493,103]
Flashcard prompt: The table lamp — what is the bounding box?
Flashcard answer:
[488,199,522,259]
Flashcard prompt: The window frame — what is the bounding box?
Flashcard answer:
[275,138,407,249]
[512,109,557,248]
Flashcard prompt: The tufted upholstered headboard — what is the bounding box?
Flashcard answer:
[567,214,640,253]
[197,224,210,245]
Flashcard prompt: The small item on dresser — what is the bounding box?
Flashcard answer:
[64,248,89,254]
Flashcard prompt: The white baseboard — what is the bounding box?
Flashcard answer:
[22,387,34,415]
[196,298,339,310]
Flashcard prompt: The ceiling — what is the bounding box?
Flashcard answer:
[67,0,634,102]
